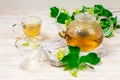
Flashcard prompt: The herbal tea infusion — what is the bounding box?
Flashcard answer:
[22,16,41,38]
[65,15,104,52]
[23,23,41,38]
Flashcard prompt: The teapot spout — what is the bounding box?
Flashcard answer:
[59,31,66,38]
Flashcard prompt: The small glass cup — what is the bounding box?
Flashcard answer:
[20,46,41,71]
[16,38,47,71]
[12,16,42,50]
[13,16,41,39]
[13,16,47,70]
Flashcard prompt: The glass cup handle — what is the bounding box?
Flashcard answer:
[12,24,24,36]
[98,16,113,37]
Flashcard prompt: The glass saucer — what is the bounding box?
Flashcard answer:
[41,39,67,67]
[15,37,40,51]
[15,37,47,71]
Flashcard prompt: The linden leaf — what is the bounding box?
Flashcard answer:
[70,69,78,77]
[50,6,59,18]
[57,12,69,24]
[87,52,101,65]
[68,46,80,55]
[61,53,79,69]
[22,42,30,47]
[61,46,80,69]
[79,52,101,65]
[103,28,114,37]
[56,49,65,60]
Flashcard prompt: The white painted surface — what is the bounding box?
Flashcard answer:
[0,8,120,80]
[0,0,120,9]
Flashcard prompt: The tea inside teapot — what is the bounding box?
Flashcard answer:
[65,14,104,52]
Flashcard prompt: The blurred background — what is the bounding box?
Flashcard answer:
[0,0,120,9]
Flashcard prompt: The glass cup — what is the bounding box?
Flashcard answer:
[20,43,41,71]
[13,16,41,39]
[12,16,42,50]
[13,16,47,70]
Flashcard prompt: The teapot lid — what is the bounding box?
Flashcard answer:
[75,13,96,22]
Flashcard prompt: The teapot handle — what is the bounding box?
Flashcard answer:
[97,16,113,37]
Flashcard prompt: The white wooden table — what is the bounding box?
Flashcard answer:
[0,8,120,80]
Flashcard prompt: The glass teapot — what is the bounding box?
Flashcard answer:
[60,13,113,52]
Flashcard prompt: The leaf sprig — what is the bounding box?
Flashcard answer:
[50,4,120,38]
[56,46,101,77]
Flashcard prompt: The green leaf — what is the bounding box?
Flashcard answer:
[70,69,78,77]
[61,46,80,69]
[60,8,69,14]
[79,52,101,65]
[88,8,94,14]
[56,49,65,60]
[87,52,101,65]
[80,6,90,13]
[111,16,117,26]
[93,4,104,14]
[57,12,69,24]
[73,9,80,15]
[79,56,87,63]
[50,6,59,18]
[65,18,72,26]
[93,4,112,17]
[59,46,101,77]
[22,42,30,47]
[100,9,112,17]
[116,24,120,28]
[71,14,75,20]
[100,19,111,28]
[79,63,94,70]
[64,65,69,71]
[68,46,80,55]
[79,64,87,70]
[33,43,39,48]
[103,28,114,37]
[61,53,79,69]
